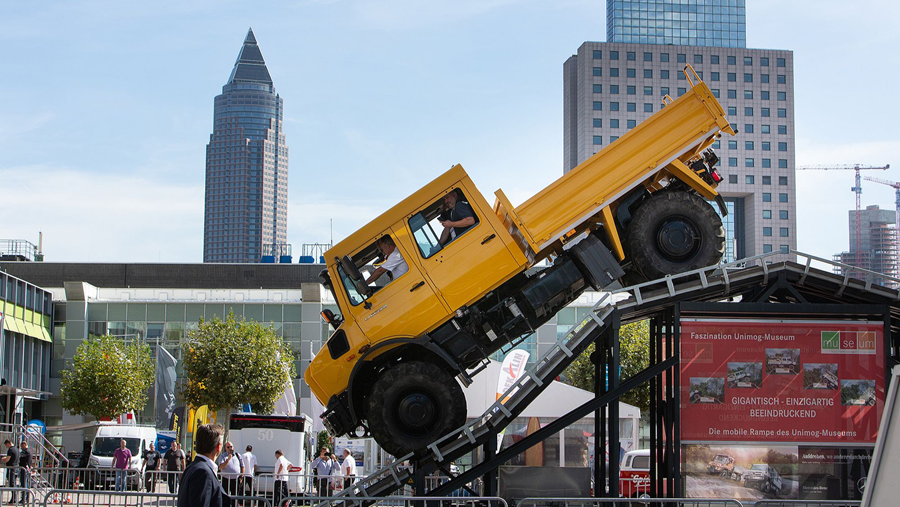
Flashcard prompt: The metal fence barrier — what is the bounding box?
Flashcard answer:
[290,495,508,507]
[39,489,176,506]
[754,501,862,507]
[516,498,745,507]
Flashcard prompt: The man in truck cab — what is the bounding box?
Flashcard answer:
[438,189,476,244]
[364,235,408,284]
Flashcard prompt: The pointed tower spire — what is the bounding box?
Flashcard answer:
[227,28,272,85]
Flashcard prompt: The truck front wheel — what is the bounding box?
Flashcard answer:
[366,360,467,457]
[626,190,725,280]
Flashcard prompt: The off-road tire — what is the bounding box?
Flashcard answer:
[366,360,467,457]
[626,190,725,280]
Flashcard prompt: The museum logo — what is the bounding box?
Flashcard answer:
[821,331,876,355]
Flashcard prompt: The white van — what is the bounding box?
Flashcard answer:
[229,414,313,494]
[87,425,158,490]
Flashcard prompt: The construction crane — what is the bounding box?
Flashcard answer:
[863,175,900,231]
[797,164,890,253]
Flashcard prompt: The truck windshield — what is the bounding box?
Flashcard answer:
[93,437,141,457]
[751,464,767,471]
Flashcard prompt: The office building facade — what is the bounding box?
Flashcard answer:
[835,205,900,288]
[564,42,796,263]
[203,29,289,263]
[607,0,746,48]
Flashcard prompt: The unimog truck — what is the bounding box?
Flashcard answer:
[306,66,736,456]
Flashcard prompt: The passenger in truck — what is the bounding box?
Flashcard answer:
[439,190,476,245]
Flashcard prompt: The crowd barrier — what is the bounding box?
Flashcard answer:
[516,498,745,507]
[293,494,509,507]
[754,501,861,507]
[38,489,176,506]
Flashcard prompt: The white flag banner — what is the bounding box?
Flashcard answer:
[272,378,297,416]
[496,349,530,403]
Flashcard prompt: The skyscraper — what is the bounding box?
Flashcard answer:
[204,29,289,263]
[835,205,899,288]
[564,1,796,264]
[607,0,746,48]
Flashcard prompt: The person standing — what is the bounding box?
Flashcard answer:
[273,450,291,507]
[329,454,342,493]
[309,447,332,497]
[2,440,20,504]
[215,441,244,502]
[112,439,132,492]
[241,445,257,497]
[17,442,31,503]
[163,442,186,493]
[340,448,357,491]
[142,442,161,492]
[177,424,226,507]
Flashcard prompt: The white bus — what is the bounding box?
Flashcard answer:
[228,414,313,495]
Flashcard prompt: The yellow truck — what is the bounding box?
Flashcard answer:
[306,67,735,456]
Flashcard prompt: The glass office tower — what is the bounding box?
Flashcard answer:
[607,0,746,48]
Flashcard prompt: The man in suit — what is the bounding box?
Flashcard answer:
[178,424,226,507]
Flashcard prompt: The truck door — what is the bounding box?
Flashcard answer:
[406,186,521,311]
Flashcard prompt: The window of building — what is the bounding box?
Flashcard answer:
[761,107,770,117]
[644,103,653,112]
[762,141,771,151]
[746,141,754,150]
[627,85,636,95]
[711,55,720,64]
[762,175,772,185]
[593,118,602,128]
[728,174,738,184]
[745,107,754,116]
[744,90,753,99]
[593,101,602,111]
[777,74,786,84]
[762,124,771,134]
[627,102,636,112]
[610,118,619,128]
[763,210,772,219]
[677,53,686,63]
[678,87,686,96]
[779,159,788,168]
[610,136,619,142]
[761,74,770,84]
[713,140,721,149]
[728,140,738,149]
[661,86,670,96]
[593,50,602,59]
[745,158,755,168]
[762,158,772,168]
[627,51,636,61]
[777,91,787,101]
[644,86,653,95]
[644,69,653,79]
[610,102,619,111]
[593,84,603,93]
[610,67,619,77]
[727,56,736,65]
[593,136,602,145]
[678,71,686,80]
[661,69,670,79]
[780,227,789,237]
[779,176,788,186]
[711,71,719,81]
[780,210,789,219]
[761,90,770,100]
[728,72,736,82]
[610,51,619,60]
[744,124,754,133]
[779,193,788,202]
[763,227,772,236]
[728,157,738,167]
[777,58,786,67]
[778,108,787,117]
[763,244,773,253]
[644,52,653,62]
[593,67,602,76]
[610,84,619,94]
[627,68,636,78]
[728,89,737,99]
[779,245,789,254]
[728,106,737,116]
[746,175,755,184]
[627,119,637,128]
[763,193,772,202]
[744,56,753,66]
[778,142,788,151]
[661,53,670,62]
[778,125,788,134]
[761,57,769,67]
[744,73,753,83]
[711,88,720,98]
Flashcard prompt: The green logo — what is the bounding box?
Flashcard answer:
[821,331,840,350]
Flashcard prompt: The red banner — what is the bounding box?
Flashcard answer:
[680,319,885,444]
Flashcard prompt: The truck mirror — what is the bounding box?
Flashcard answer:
[354,280,373,297]
[340,255,364,282]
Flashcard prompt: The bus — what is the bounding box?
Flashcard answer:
[228,414,314,495]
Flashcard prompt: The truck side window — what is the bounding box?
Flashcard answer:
[409,188,479,258]
[337,236,408,306]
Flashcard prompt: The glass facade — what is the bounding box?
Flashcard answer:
[607,0,746,48]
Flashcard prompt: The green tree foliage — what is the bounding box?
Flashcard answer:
[60,335,154,420]
[181,312,295,414]
[317,430,331,452]
[562,320,650,411]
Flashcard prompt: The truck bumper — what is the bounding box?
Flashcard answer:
[322,392,356,436]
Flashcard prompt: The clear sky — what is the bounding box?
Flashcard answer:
[2,0,899,263]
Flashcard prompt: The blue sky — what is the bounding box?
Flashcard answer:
[2,0,899,263]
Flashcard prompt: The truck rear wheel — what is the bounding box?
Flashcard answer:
[367,360,466,457]
[626,190,725,280]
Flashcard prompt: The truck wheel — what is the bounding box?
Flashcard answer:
[367,360,467,457]
[626,191,725,280]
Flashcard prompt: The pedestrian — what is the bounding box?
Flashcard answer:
[142,442,161,492]
[215,441,244,503]
[309,447,332,497]
[112,439,132,492]
[340,448,357,491]
[329,453,342,493]
[163,442,186,494]
[177,424,226,507]
[2,440,20,504]
[18,442,31,503]
[273,450,291,507]
[241,445,257,497]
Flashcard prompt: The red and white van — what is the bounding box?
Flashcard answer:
[619,449,651,497]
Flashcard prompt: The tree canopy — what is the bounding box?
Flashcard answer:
[562,320,650,411]
[181,312,295,414]
[60,335,155,421]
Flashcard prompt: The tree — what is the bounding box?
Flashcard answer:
[60,335,154,420]
[562,320,651,411]
[181,312,295,414]
[317,430,331,452]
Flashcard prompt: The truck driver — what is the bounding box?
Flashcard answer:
[365,236,408,284]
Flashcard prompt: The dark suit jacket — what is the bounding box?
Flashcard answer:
[177,455,226,507]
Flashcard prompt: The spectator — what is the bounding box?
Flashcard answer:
[177,424,225,507]
[273,450,291,507]
[215,441,244,503]
[18,442,31,503]
[241,445,257,497]
[340,448,357,491]
[112,439,131,492]
[329,454,342,493]
[309,447,332,497]
[2,440,20,504]
[163,442,186,494]
[142,442,161,492]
